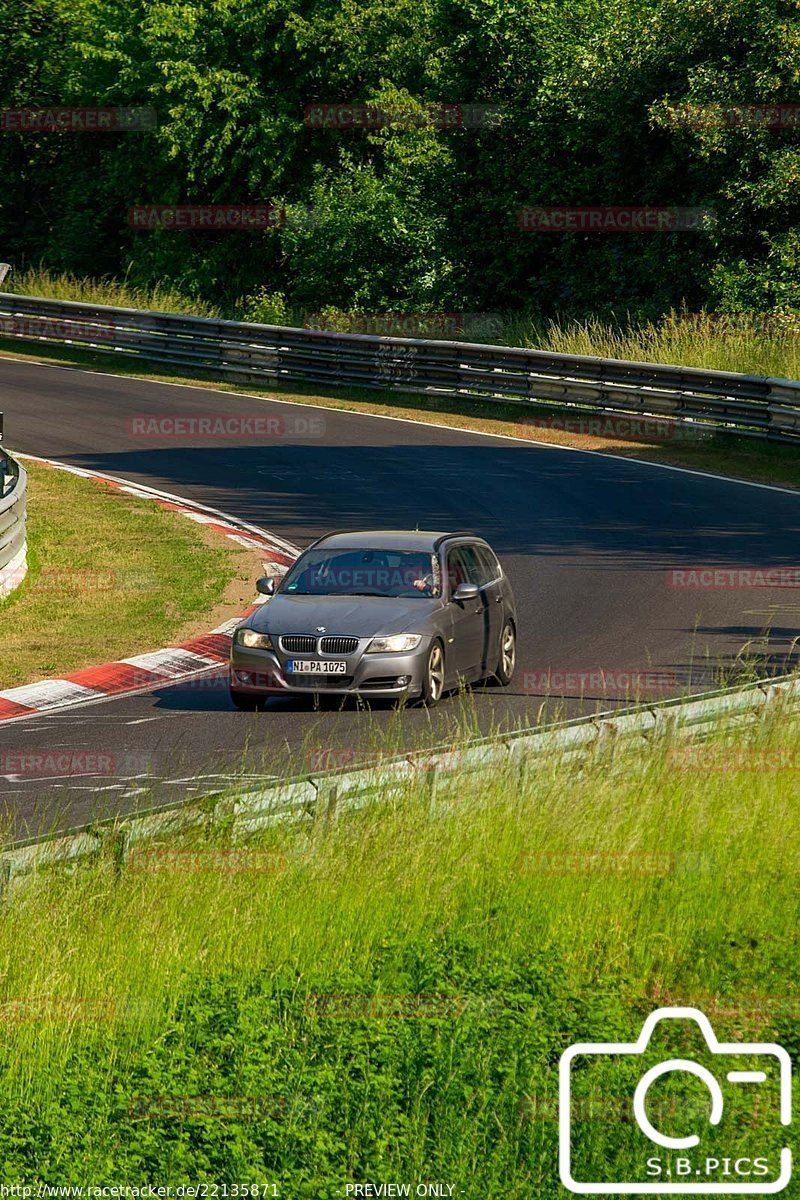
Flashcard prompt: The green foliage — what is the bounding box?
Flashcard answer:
[238,287,288,325]
[2,0,800,319]
[0,952,601,1188]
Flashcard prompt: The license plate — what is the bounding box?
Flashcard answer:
[286,660,347,674]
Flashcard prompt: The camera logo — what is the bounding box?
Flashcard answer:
[559,1007,791,1194]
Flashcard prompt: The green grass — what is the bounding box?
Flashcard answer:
[0,707,796,1189]
[0,460,234,687]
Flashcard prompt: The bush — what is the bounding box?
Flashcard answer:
[238,289,289,326]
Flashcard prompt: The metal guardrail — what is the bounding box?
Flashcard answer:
[0,667,795,891]
[0,291,798,885]
[2,292,800,441]
[0,433,27,599]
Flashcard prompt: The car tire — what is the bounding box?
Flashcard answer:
[419,640,446,707]
[492,620,516,687]
[230,690,263,711]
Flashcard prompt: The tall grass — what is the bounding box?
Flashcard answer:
[0,705,796,1185]
[5,267,223,319]
[7,270,800,379]
[505,311,800,379]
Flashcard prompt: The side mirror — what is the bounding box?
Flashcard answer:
[453,581,479,602]
[255,576,275,596]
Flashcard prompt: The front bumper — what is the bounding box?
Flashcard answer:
[229,641,430,699]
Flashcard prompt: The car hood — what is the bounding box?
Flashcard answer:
[248,593,441,638]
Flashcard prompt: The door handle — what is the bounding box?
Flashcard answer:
[494,595,502,603]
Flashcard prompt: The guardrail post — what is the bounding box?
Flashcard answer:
[424,766,438,805]
[111,828,128,876]
[92,826,128,875]
[516,750,530,789]
[592,719,619,766]
[315,782,339,827]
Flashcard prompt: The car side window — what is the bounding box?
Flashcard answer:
[475,545,501,585]
[446,545,483,592]
[446,547,469,593]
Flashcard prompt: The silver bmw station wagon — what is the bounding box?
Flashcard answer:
[229,530,516,708]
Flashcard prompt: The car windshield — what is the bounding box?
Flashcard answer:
[281,548,442,598]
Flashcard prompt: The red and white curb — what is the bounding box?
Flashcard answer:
[0,455,299,724]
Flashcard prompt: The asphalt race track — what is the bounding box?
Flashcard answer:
[2,355,800,839]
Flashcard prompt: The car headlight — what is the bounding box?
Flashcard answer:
[366,634,423,653]
[235,628,273,650]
